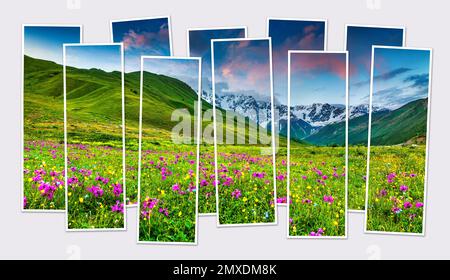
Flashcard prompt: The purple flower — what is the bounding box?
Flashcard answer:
[399,185,408,192]
[23,196,27,208]
[87,185,104,197]
[111,201,124,213]
[200,179,209,187]
[252,172,265,179]
[323,195,334,205]
[403,201,413,209]
[378,189,387,197]
[113,183,123,197]
[231,189,242,199]
[158,207,169,217]
[415,202,424,208]
[172,183,180,192]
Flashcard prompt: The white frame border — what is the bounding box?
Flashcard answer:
[364,45,433,236]
[186,26,248,217]
[21,24,83,213]
[286,50,349,239]
[136,56,201,245]
[344,24,406,214]
[266,17,328,207]
[63,43,127,232]
[211,37,278,228]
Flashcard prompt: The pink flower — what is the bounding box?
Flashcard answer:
[399,185,408,192]
[323,195,334,204]
[415,202,424,208]
[404,201,413,209]
[172,183,180,192]
[231,189,242,199]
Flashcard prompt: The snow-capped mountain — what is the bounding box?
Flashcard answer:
[215,93,389,130]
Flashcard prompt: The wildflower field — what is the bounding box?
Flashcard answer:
[138,144,198,243]
[366,145,426,234]
[66,143,125,229]
[23,141,65,210]
[289,146,346,237]
[216,145,276,225]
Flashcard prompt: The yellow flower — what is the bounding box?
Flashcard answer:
[178,211,182,217]
[79,197,84,203]
[161,190,165,196]
[255,198,259,203]
[68,192,72,197]
[243,197,248,202]
[28,178,32,182]
[306,185,312,190]
[40,189,45,194]
[333,221,338,226]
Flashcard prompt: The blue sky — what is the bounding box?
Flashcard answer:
[65,45,122,72]
[269,19,326,105]
[372,48,430,110]
[346,26,404,106]
[112,18,171,73]
[24,26,81,64]
[143,58,199,92]
[213,39,271,102]
[290,52,347,106]
[188,28,246,101]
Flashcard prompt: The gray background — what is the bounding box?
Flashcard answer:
[1,0,448,259]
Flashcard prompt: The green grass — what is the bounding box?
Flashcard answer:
[366,145,426,234]
[216,145,276,225]
[288,146,346,237]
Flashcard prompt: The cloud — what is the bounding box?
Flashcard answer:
[352,67,412,88]
[291,53,347,79]
[122,27,168,51]
[404,73,429,89]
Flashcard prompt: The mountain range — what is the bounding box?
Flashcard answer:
[215,92,427,146]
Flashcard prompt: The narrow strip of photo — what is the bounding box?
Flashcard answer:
[22,25,82,212]
[64,43,126,231]
[287,51,348,238]
[345,25,405,212]
[267,18,327,205]
[137,56,200,244]
[212,38,277,227]
[111,17,172,206]
[187,26,247,215]
[365,46,432,236]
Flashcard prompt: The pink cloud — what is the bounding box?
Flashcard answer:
[291,53,347,80]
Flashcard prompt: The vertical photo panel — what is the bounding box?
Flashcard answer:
[212,38,276,226]
[268,18,327,205]
[111,17,172,206]
[288,51,348,238]
[64,44,125,231]
[345,25,404,211]
[188,27,247,215]
[22,25,82,211]
[137,57,200,244]
[365,47,432,235]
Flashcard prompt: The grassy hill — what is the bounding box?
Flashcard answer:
[25,55,290,148]
[303,98,428,146]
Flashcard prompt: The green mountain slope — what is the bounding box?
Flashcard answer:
[303,98,428,146]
